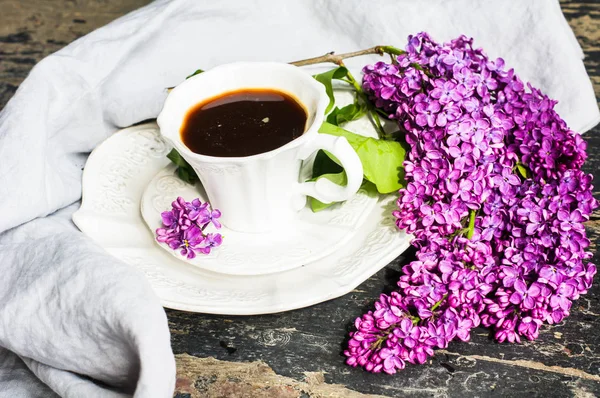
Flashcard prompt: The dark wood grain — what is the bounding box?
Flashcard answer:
[1,1,600,397]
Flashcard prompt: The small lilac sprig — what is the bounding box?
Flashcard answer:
[156,197,223,259]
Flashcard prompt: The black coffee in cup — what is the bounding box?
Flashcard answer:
[180,88,307,157]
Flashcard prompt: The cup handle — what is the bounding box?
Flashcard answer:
[296,133,363,205]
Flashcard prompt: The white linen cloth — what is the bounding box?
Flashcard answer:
[0,0,597,396]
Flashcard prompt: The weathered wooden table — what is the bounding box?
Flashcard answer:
[2,1,599,397]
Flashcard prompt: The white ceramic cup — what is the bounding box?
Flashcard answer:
[157,62,363,233]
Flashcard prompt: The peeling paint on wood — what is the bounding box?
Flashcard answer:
[175,354,390,398]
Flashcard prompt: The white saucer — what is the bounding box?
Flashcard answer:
[141,164,377,276]
[73,123,411,314]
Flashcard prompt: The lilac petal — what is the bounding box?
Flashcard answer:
[549,295,561,309]
[383,311,399,324]
[415,114,428,127]
[446,180,459,193]
[514,279,527,294]
[525,223,539,235]
[523,296,535,310]
[380,86,396,100]
[481,228,493,241]
[185,226,203,241]
[431,88,443,99]
[403,336,416,349]
[503,276,516,288]
[456,328,470,341]
[429,101,441,113]
[211,218,222,229]
[382,357,397,374]
[506,175,521,185]
[191,198,206,209]
[198,246,211,255]
[399,318,413,334]
[392,356,405,370]
[427,150,443,160]
[380,348,393,360]
[509,292,523,305]
[448,146,461,158]
[571,210,585,222]
[436,113,447,127]
[439,261,454,274]
[156,228,170,237]
[443,54,457,65]
[434,214,446,225]
[211,234,223,246]
[422,215,434,227]
[414,350,427,364]
[557,210,569,222]
[528,283,541,298]
[161,211,176,227]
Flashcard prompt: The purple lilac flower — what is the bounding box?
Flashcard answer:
[155,197,223,257]
[198,233,224,255]
[197,208,223,229]
[346,32,597,373]
[186,198,209,221]
[167,226,206,259]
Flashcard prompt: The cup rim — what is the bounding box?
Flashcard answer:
[157,61,328,163]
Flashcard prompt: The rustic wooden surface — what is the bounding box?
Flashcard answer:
[2,1,600,397]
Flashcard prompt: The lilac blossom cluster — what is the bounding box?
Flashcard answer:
[156,197,223,258]
[345,33,597,374]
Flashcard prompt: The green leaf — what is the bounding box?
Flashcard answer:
[360,180,378,196]
[308,150,343,212]
[167,68,206,91]
[177,167,198,185]
[516,162,530,179]
[186,69,204,79]
[167,149,188,167]
[310,179,377,212]
[318,122,406,194]
[313,67,349,114]
[167,149,198,184]
[312,149,343,177]
[326,103,367,126]
[309,172,348,212]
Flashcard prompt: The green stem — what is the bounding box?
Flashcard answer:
[370,327,394,350]
[343,66,387,139]
[369,294,450,350]
[343,67,363,93]
[377,45,406,56]
[409,62,433,78]
[374,107,390,117]
[431,294,448,312]
[290,45,406,67]
[466,210,477,240]
[370,110,385,136]
[200,222,210,232]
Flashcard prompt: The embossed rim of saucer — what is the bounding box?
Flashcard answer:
[73,123,411,315]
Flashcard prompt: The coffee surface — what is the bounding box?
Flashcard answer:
[180,88,307,157]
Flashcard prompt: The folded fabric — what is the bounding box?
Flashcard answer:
[0,0,597,396]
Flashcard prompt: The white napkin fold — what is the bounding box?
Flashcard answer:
[0,0,597,396]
